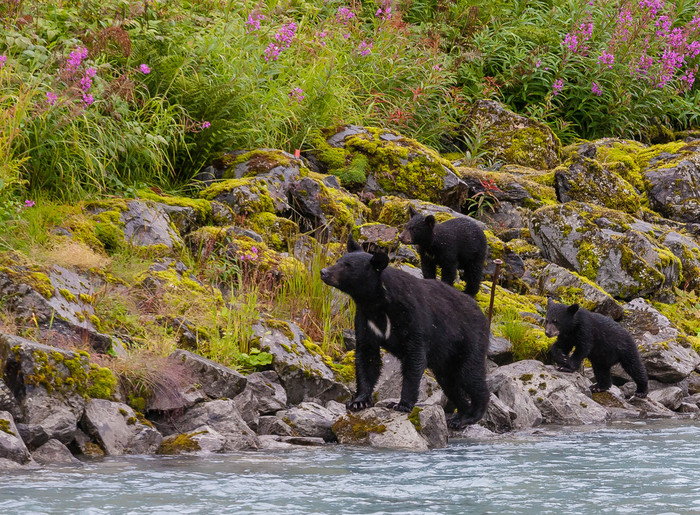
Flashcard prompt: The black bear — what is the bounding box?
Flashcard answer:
[320,236,490,428]
[545,298,648,397]
[398,206,487,297]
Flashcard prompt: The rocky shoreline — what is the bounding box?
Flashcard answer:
[1,100,700,469]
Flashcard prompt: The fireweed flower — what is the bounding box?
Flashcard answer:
[598,51,614,68]
[275,21,297,49]
[46,91,58,105]
[67,47,88,73]
[591,81,603,96]
[264,43,281,61]
[139,64,151,74]
[24,200,35,208]
[376,6,392,21]
[336,6,355,24]
[246,12,265,34]
[82,93,94,105]
[357,40,373,57]
[288,87,304,103]
[201,121,211,129]
[553,78,564,95]
[0,54,6,68]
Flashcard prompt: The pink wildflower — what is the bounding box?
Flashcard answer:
[288,87,304,103]
[67,47,88,73]
[24,200,35,208]
[264,43,281,61]
[591,81,603,96]
[598,51,614,68]
[46,91,58,106]
[0,55,6,68]
[553,78,564,95]
[246,12,265,34]
[139,63,151,74]
[82,93,94,105]
[336,6,355,24]
[357,40,373,57]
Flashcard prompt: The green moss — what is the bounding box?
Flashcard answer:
[267,319,295,341]
[136,189,212,219]
[157,432,205,455]
[87,364,117,400]
[408,406,422,431]
[199,178,276,215]
[59,288,77,302]
[221,149,294,177]
[369,196,413,227]
[504,127,558,170]
[0,418,15,436]
[248,212,299,251]
[575,240,601,281]
[332,413,387,441]
[519,373,533,382]
[636,141,686,171]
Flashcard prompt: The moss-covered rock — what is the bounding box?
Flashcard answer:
[309,125,467,208]
[529,202,681,299]
[462,100,560,170]
[457,166,557,210]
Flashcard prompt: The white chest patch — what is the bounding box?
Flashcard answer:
[368,315,391,340]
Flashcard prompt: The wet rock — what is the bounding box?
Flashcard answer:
[621,299,700,382]
[0,379,20,420]
[537,263,624,320]
[529,202,681,299]
[233,371,287,430]
[333,407,442,451]
[487,336,513,365]
[121,200,184,249]
[256,416,294,437]
[480,393,517,433]
[276,402,339,442]
[647,387,684,411]
[0,411,31,464]
[81,399,162,456]
[462,100,560,170]
[158,425,227,455]
[0,457,39,471]
[489,360,608,426]
[627,396,677,418]
[487,373,543,429]
[162,399,259,451]
[31,439,80,465]
[258,320,351,405]
[169,349,247,400]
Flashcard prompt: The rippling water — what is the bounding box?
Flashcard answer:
[2,420,699,515]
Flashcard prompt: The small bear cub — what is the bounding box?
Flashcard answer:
[545,298,648,398]
[320,236,490,428]
[398,206,487,297]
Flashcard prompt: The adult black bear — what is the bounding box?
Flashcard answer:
[320,236,490,428]
[545,298,648,397]
[398,206,487,297]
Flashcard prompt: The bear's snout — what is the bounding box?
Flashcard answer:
[320,267,333,285]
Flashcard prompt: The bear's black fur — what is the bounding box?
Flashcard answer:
[398,206,487,296]
[320,236,490,428]
[545,298,648,397]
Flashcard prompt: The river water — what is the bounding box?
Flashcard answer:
[1,420,699,515]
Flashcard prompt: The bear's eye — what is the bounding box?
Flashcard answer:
[552,318,557,323]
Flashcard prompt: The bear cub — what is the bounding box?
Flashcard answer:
[320,236,490,428]
[545,298,648,397]
[398,206,487,297]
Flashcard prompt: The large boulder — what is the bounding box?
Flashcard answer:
[462,100,560,170]
[332,405,447,451]
[553,155,642,214]
[276,402,339,441]
[537,263,624,319]
[0,335,96,444]
[640,141,700,223]
[621,299,700,383]
[309,125,468,209]
[529,202,681,299]
[80,399,162,455]
[457,166,557,210]
[120,200,184,250]
[168,349,247,400]
[373,353,446,407]
[157,425,227,455]
[160,399,259,451]
[31,439,80,465]
[488,360,608,426]
[258,320,351,405]
[658,230,700,291]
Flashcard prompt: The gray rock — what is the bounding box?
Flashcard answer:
[277,436,326,446]
[333,406,446,451]
[489,360,608,426]
[257,435,326,449]
[256,416,294,436]
[276,402,339,442]
[678,402,700,413]
[0,411,31,464]
[487,335,513,365]
[158,425,227,455]
[157,203,203,237]
[0,457,40,471]
[0,336,89,443]
[169,349,247,400]
[411,404,448,449]
[487,374,542,429]
[537,263,624,320]
[0,379,20,420]
[81,399,162,456]
[643,157,700,223]
[121,200,184,249]
[15,423,49,450]
[164,399,259,451]
[685,393,700,407]
[31,439,80,465]
[244,371,287,414]
[648,387,684,410]
[529,202,681,299]
[659,230,700,291]
[627,396,678,418]
[146,383,207,413]
[480,393,517,433]
[373,353,446,407]
[621,298,700,382]
[258,321,351,405]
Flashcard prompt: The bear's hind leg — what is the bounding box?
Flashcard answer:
[620,352,649,398]
[448,365,489,429]
[461,259,483,297]
[590,361,613,393]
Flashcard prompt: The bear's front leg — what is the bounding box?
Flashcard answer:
[348,339,382,411]
[389,349,426,413]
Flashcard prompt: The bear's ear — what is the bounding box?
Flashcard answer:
[425,215,436,229]
[547,297,553,306]
[408,205,418,218]
[370,252,389,272]
[567,303,580,315]
[347,234,363,253]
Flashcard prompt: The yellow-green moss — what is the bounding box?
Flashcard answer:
[199,178,276,215]
[332,413,387,441]
[0,418,15,436]
[87,364,117,400]
[636,141,686,171]
[157,432,205,455]
[136,189,212,219]
[221,149,295,178]
[408,406,422,431]
[59,288,77,303]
